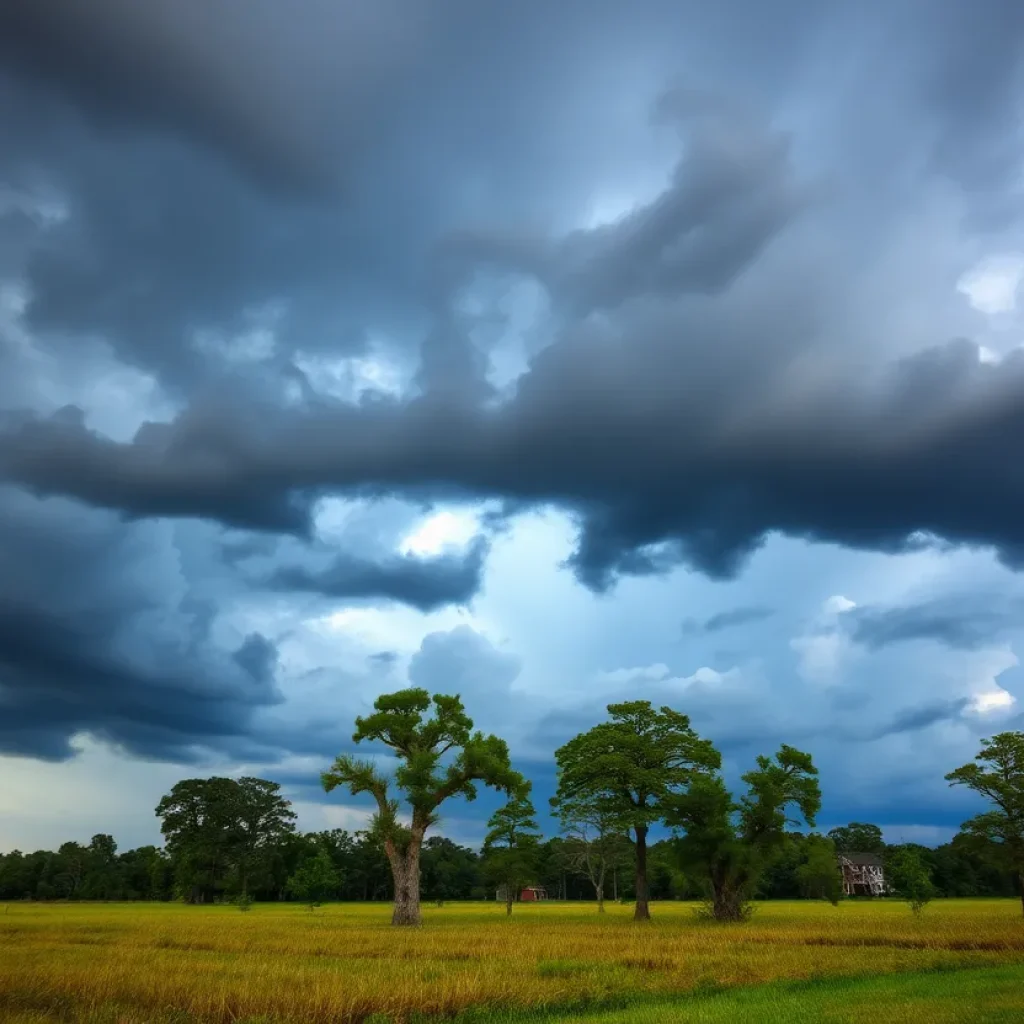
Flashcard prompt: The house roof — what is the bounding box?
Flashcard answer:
[839,852,883,867]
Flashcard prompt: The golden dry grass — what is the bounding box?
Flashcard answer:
[1,899,1022,1023]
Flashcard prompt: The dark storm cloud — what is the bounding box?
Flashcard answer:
[0,487,283,761]
[266,538,488,612]
[850,596,1024,651]
[873,698,972,739]
[4,338,1024,590]
[0,0,430,192]
[3,0,1024,828]
[682,606,775,635]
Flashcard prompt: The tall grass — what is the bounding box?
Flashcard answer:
[1,900,1021,1023]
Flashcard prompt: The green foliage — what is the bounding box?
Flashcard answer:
[552,701,720,836]
[155,776,295,902]
[946,732,1024,914]
[552,701,719,919]
[667,745,821,921]
[287,849,340,909]
[419,837,481,903]
[826,822,886,855]
[553,791,631,909]
[322,688,524,925]
[795,835,843,904]
[483,786,541,912]
[322,689,524,841]
[888,846,936,914]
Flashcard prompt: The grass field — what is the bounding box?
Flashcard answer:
[1,900,1022,1023]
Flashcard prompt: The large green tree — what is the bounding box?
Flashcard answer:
[322,688,524,926]
[946,732,1024,916]
[483,787,541,916]
[231,777,297,897]
[155,776,295,902]
[552,701,719,921]
[795,835,843,904]
[667,745,821,921]
[826,822,885,855]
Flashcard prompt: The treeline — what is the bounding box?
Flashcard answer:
[0,818,1015,905]
[3,695,1020,921]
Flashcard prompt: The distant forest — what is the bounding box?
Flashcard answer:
[0,778,1016,904]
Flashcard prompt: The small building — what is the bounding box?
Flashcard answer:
[495,884,549,902]
[839,853,886,896]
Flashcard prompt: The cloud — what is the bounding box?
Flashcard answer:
[266,537,488,612]
[0,487,284,762]
[682,605,775,634]
[4,0,1024,851]
[596,664,671,686]
[850,595,1024,650]
[406,626,522,730]
[0,0,432,193]
[790,595,858,684]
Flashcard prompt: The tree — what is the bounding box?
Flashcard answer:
[946,732,1024,916]
[287,849,340,909]
[56,842,87,898]
[552,701,719,921]
[827,822,885,855]
[483,787,541,916]
[155,776,295,903]
[231,777,297,897]
[552,792,630,912]
[795,835,843,904]
[667,745,821,921]
[888,846,936,914]
[81,834,120,899]
[420,837,481,904]
[322,688,524,926]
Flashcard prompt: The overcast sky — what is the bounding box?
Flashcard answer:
[3,0,1024,853]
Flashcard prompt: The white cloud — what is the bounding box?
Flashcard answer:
[789,594,858,683]
[957,646,1018,717]
[969,688,1015,714]
[399,508,481,557]
[957,253,1024,316]
[791,631,848,684]
[823,594,857,615]
[596,663,671,685]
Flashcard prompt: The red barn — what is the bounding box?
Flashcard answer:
[520,886,548,902]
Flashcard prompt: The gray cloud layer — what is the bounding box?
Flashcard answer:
[2,0,1024,834]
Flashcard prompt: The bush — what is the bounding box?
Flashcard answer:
[888,847,936,915]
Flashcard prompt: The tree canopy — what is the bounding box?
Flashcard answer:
[946,731,1024,916]
[322,687,524,925]
[552,700,719,920]
[155,776,295,902]
[483,786,541,915]
[667,744,821,921]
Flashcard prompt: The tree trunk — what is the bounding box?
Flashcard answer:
[633,826,651,921]
[505,885,514,916]
[1019,872,1024,918]
[596,884,605,913]
[712,884,743,921]
[385,829,424,927]
[613,866,618,901]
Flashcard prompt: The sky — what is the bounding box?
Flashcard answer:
[2,0,1024,854]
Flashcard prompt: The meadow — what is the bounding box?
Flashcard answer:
[1,900,1022,1023]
